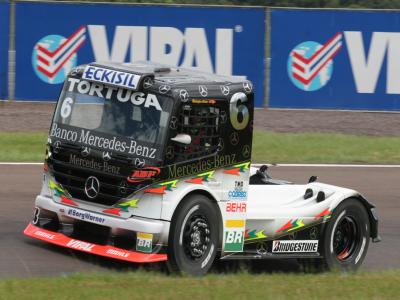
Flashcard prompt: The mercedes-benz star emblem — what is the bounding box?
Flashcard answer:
[143,77,153,89]
[85,176,100,199]
[230,132,239,145]
[81,147,90,157]
[309,227,318,239]
[179,89,189,102]
[53,141,61,154]
[166,146,175,160]
[170,116,178,130]
[102,151,111,162]
[243,81,253,93]
[256,242,268,255]
[220,111,227,124]
[242,145,250,158]
[199,85,208,97]
[159,85,171,94]
[135,157,145,168]
[220,85,230,96]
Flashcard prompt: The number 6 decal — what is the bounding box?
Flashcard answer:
[229,92,249,130]
[60,97,74,119]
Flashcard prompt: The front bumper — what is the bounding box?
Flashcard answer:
[26,195,171,262]
[24,223,167,263]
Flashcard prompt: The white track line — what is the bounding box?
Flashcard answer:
[253,163,400,168]
[1,162,400,168]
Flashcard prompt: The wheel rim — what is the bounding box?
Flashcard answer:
[182,214,211,261]
[333,216,359,262]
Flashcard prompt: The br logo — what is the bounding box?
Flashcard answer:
[287,32,342,91]
[32,26,86,84]
[224,230,244,252]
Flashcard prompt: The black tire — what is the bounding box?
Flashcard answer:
[167,194,219,276]
[321,198,370,271]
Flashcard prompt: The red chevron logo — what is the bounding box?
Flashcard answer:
[35,26,86,79]
[290,32,342,86]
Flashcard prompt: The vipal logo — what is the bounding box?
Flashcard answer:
[287,32,342,91]
[32,26,86,84]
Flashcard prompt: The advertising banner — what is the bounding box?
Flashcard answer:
[15,2,265,106]
[0,1,9,99]
[270,9,400,111]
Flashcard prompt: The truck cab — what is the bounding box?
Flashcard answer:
[26,62,255,274]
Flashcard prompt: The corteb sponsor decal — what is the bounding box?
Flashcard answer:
[272,240,319,253]
[228,180,247,200]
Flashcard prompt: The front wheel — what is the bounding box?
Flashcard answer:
[321,198,370,271]
[167,194,219,276]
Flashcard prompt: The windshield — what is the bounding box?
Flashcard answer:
[51,77,173,163]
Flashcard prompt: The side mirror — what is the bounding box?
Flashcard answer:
[171,134,191,145]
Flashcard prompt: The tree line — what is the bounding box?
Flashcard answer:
[104,0,400,9]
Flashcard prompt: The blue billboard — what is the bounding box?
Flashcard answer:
[0,1,9,99]
[270,9,400,111]
[15,2,265,106]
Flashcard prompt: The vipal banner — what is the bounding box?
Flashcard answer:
[0,1,9,99]
[15,2,265,106]
[270,9,400,111]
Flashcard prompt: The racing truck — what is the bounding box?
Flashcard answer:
[24,62,380,275]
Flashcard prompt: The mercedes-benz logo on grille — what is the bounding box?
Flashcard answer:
[199,85,208,97]
[220,85,230,96]
[243,81,253,93]
[179,89,189,102]
[81,147,90,157]
[143,77,153,89]
[159,85,171,94]
[85,176,100,199]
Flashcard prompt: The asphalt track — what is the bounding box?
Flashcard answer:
[1,164,398,278]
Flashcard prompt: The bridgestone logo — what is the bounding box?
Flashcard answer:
[272,240,319,253]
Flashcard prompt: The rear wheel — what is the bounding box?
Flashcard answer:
[167,194,219,276]
[321,198,370,271]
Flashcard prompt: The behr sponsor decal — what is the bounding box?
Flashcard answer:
[168,154,236,178]
[69,154,120,175]
[34,230,55,240]
[272,240,319,253]
[226,202,247,213]
[66,239,95,252]
[50,123,156,159]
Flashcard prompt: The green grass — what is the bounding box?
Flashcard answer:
[252,130,400,164]
[0,131,400,163]
[0,132,47,162]
[0,270,399,300]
